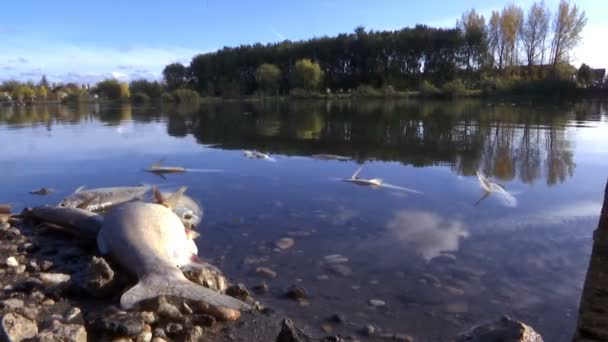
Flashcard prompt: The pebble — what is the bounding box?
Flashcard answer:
[36,320,87,342]
[39,273,71,286]
[155,296,182,320]
[323,254,349,264]
[328,313,346,324]
[40,260,53,271]
[361,324,375,336]
[136,324,152,342]
[14,265,26,274]
[5,256,19,267]
[285,286,308,301]
[165,323,183,336]
[226,283,250,301]
[184,326,204,342]
[0,222,10,230]
[445,285,465,296]
[191,314,216,327]
[42,299,55,306]
[321,324,333,334]
[151,338,167,342]
[369,299,386,307]
[275,237,295,250]
[1,312,38,341]
[66,307,81,321]
[153,327,167,338]
[141,312,158,325]
[95,312,145,336]
[255,267,277,279]
[1,298,24,309]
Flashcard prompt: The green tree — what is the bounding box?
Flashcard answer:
[458,9,487,71]
[255,63,281,95]
[551,0,587,66]
[292,59,324,91]
[94,79,122,99]
[163,63,189,90]
[577,63,594,86]
[39,75,49,89]
[37,86,48,100]
[129,79,163,98]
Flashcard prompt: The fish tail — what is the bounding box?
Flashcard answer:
[120,274,251,311]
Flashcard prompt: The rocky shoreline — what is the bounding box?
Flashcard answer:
[0,210,544,342]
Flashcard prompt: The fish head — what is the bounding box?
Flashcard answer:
[175,206,203,229]
[57,193,90,208]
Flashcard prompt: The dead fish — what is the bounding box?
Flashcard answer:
[23,205,103,240]
[30,187,54,195]
[156,189,203,229]
[475,171,517,207]
[243,150,275,161]
[343,166,422,194]
[58,186,150,212]
[96,190,250,311]
[312,154,351,161]
[144,159,187,178]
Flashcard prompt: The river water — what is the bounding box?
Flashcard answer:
[1,99,607,341]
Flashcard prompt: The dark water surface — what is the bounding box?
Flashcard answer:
[1,99,607,341]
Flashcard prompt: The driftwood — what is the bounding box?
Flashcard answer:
[573,180,608,341]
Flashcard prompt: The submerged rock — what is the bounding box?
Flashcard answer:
[256,267,278,279]
[1,312,38,342]
[276,319,312,342]
[456,315,543,342]
[275,238,295,250]
[285,286,308,301]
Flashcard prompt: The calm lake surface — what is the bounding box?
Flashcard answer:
[1,99,607,341]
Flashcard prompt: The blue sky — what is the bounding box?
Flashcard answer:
[1,0,606,83]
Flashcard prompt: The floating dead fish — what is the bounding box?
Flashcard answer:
[342,166,422,194]
[311,154,351,161]
[97,192,250,311]
[23,205,103,239]
[475,171,517,207]
[58,186,151,212]
[243,150,275,161]
[144,159,223,179]
[30,187,54,196]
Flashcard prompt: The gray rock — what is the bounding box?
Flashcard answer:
[184,266,227,293]
[140,312,158,325]
[184,326,203,342]
[190,314,216,327]
[252,282,269,294]
[153,327,167,338]
[39,273,70,286]
[1,299,25,310]
[35,320,86,342]
[78,256,116,297]
[226,283,250,301]
[255,267,277,279]
[276,319,312,342]
[275,237,295,250]
[1,312,38,342]
[456,315,543,342]
[94,312,145,337]
[328,264,352,277]
[154,296,182,321]
[285,286,308,301]
[65,307,81,321]
[165,323,183,336]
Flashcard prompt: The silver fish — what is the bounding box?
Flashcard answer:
[96,200,250,311]
[311,154,351,161]
[475,171,517,207]
[24,205,103,239]
[343,166,422,194]
[58,186,151,212]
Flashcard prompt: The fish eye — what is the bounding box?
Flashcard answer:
[60,203,65,207]
[184,213,193,220]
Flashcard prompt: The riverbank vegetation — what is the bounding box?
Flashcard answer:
[0,0,603,105]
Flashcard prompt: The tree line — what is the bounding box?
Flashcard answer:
[0,0,593,103]
[160,0,590,97]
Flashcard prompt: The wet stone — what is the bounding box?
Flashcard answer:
[95,312,145,337]
[165,323,183,336]
[226,283,250,301]
[255,267,277,279]
[152,327,167,338]
[276,319,312,342]
[328,314,345,324]
[328,264,352,277]
[286,286,308,301]
[39,273,71,286]
[361,324,375,336]
[36,320,87,342]
[65,307,81,321]
[369,299,386,307]
[184,326,203,342]
[275,237,295,250]
[455,315,543,342]
[190,314,216,327]
[136,324,152,342]
[1,312,38,341]
[1,298,24,309]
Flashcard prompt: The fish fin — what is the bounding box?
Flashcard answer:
[76,195,97,209]
[474,192,490,206]
[162,186,188,209]
[74,186,86,193]
[152,187,165,205]
[351,165,363,179]
[151,158,165,168]
[185,229,200,239]
[120,274,250,311]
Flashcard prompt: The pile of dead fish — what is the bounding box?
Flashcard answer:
[0,185,257,341]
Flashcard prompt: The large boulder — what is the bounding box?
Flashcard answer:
[456,315,543,342]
